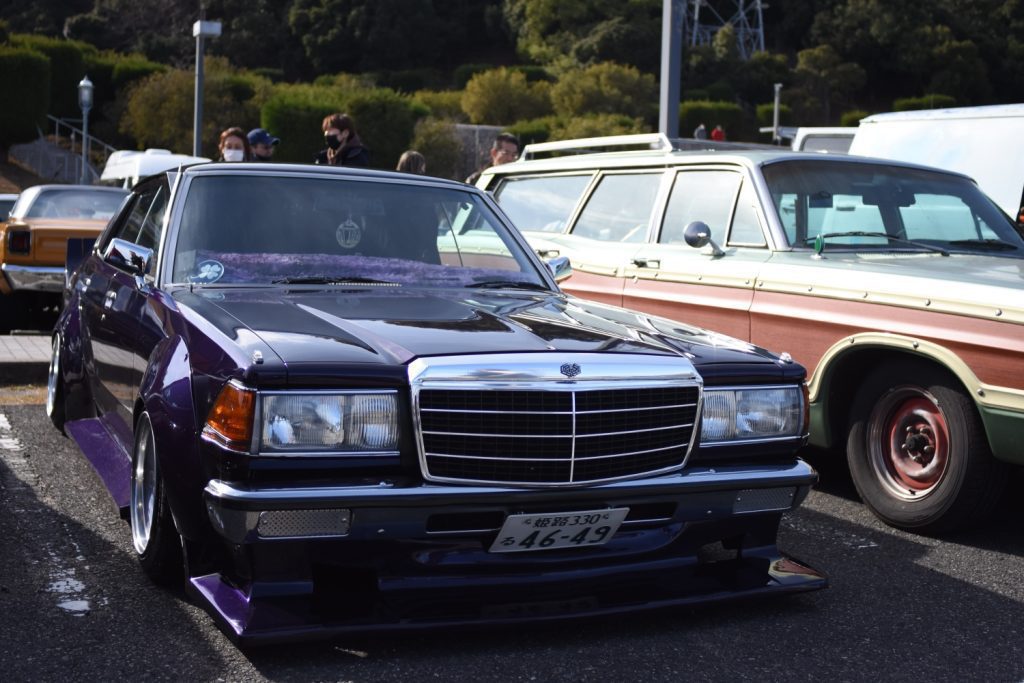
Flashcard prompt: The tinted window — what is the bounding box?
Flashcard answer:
[171,175,545,287]
[494,174,592,233]
[659,171,741,245]
[572,173,660,243]
[763,160,1024,256]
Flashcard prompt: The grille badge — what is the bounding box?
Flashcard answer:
[560,362,581,378]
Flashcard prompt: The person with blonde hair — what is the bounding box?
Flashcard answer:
[396,150,426,175]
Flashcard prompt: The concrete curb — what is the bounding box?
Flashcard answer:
[0,362,48,386]
[0,334,52,386]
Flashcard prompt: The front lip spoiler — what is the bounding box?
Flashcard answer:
[203,460,818,544]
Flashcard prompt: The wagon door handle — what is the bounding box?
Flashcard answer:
[103,290,117,309]
[632,257,660,269]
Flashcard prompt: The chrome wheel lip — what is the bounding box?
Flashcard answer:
[867,386,949,502]
[131,414,157,555]
[45,335,59,418]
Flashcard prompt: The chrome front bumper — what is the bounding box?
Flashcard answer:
[1,264,64,292]
[203,460,817,544]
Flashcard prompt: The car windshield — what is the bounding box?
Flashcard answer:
[24,189,127,220]
[763,160,1024,257]
[170,174,548,288]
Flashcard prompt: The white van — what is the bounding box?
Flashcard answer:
[849,104,1024,218]
[100,149,210,189]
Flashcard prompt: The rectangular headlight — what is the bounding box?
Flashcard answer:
[258,392,398,454]
[700,386,804,443]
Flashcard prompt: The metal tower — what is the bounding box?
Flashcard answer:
[684,0,766,60]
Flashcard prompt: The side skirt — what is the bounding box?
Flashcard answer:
[65,417,131,515]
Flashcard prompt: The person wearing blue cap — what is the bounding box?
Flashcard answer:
[248,128,280,162]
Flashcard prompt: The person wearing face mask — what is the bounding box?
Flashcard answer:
[218,127,251,162]
[247,128,280,161]
[314,113,370,166]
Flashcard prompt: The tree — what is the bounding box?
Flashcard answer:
[0,46,50,162]
[792,44,865,123]
[549,62,657,123]
[461,68,552,125]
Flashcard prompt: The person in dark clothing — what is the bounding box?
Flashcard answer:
[314,113,370,166]
[248,128,280,161]
[465,132,520,184]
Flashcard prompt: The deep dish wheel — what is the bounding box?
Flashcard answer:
[46,334,67,432]
[131,412,183,585]
[846,359,1007,533]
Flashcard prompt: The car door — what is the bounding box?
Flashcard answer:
[622,167,772,341]
[79,178,165,452]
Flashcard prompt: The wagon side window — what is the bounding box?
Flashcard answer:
[571,172,661,243]
[728,179,767,247]
[659,170,741,245]
[493,174,592,234]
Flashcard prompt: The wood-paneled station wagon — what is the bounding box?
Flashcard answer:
[477,134,1024,533]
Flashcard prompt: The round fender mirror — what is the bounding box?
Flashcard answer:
[683,221,712,249]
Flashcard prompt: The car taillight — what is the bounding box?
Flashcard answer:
[7,230,30,254]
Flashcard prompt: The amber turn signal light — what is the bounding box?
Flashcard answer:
[203,381,255,451]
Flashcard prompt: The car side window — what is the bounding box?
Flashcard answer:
[728,179,767,246]
[135,186,169,256]
[571,172,660,243]
[115,184,161,247]
[659,170,741,245]
[494,174,592,233]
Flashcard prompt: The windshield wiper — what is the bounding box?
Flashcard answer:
[271,275,398,285]
[806,231,949,256]
[464,279,550,290]
[946,238,1019,251]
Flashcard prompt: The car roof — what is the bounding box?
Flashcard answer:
[179,162,478,191]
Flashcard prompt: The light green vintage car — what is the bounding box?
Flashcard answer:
[478,133,1024,533]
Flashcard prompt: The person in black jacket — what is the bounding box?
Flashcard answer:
[314,113,370,166]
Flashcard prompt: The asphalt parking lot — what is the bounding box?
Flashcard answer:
[1,358,1023,681]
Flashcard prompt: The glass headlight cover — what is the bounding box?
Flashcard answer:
[700,386,804,443]
[259,392,398,454]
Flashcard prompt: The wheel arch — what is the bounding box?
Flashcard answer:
[134,335,209,542]
[808,333,981,451]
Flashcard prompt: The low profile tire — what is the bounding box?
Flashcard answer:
[131,412,183,585]
[46,335,67,433]
[846,360,1007,533]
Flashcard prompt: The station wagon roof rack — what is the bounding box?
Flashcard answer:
[520,133,781,160]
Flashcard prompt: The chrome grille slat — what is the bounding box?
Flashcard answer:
[410,353,702,487]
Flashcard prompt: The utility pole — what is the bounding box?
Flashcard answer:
[193,16,222,157]
[659,0,684,138]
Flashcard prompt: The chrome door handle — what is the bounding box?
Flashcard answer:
[632,257,660,269]
[103,290,117,309]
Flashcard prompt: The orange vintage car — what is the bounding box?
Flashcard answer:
[0,184,127,332]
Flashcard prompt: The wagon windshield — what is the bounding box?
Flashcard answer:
[170,174,548,288]
[763,160,1024,257]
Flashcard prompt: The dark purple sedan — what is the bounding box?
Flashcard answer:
[47,162,825,645]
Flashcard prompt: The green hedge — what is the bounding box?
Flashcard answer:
[839,109,870,127]
[679,100,749,140]
[893,94,957,112]
[409,118,462,180]
[10,34,90,119]
[346,89,422,169]
[0,47,51,150]
[261,84,347,163]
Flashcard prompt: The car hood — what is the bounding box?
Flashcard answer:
[175,287,790,378]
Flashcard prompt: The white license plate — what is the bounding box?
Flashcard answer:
[489,508,629,553]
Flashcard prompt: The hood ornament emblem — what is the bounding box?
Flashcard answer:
[560,362,581,378]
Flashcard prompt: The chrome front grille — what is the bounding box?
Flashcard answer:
[409,354,702,486]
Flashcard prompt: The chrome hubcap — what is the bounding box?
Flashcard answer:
[45,336,60,418]
[131,415,157,554]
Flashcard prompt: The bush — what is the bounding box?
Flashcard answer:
[756,102,793,128]
[508,117,559,146]
[346,88,423,169]
[550,62,657,123]
[9,34,90,119]
[461,68,552,125]
[373,68,445,93]
[261,84,347,163]
[412,90,466,122]
[453,63,494,89]
[0,46,50,155]
[840,109,870,127]
[893,94,957,112]
[409,118,462,180]
[550,113,648,141]
[679,100,749,140]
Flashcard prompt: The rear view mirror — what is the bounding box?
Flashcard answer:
[103,237,153,279]
[545,255,573,282]
[683,221,725,257]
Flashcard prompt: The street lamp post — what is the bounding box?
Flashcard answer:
[192,19,222,157]
[78,76,93,184]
